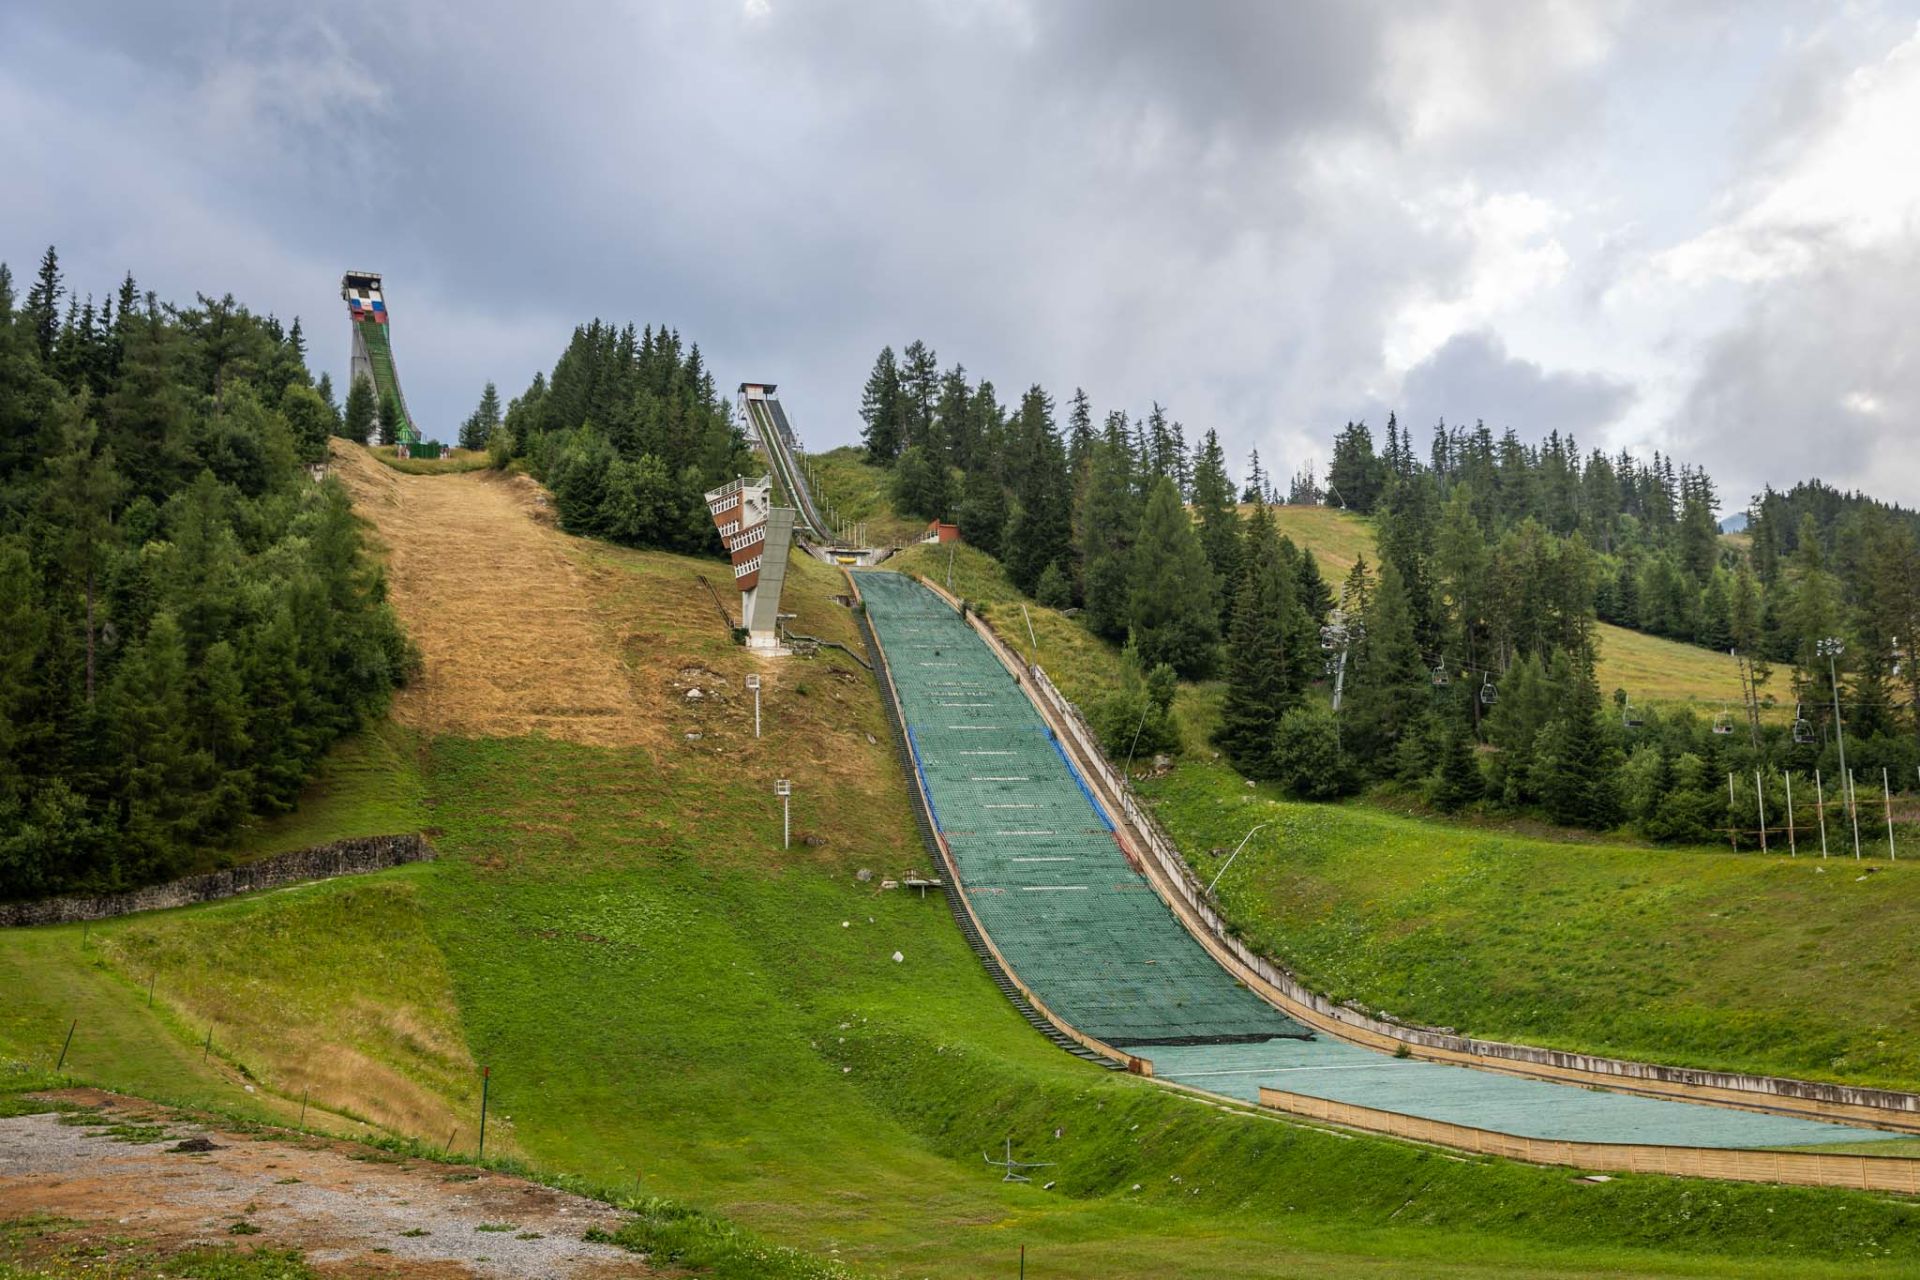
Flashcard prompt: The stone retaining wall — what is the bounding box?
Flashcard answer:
[0,835,435,927]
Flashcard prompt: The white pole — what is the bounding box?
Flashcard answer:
[1755,771,1768,854]
[1022,604,1038,657]
[1816,770,1829,858]
[783,794,790,849]
[1885,767,1896,861]
[755,686,762,738]
[1849,768,1863,860]
[1785,771,1796,857]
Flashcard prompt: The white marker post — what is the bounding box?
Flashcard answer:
[776,778,791,850]
[746,674,762,739]
[1785,771,1796,857]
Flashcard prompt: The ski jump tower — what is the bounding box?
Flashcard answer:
[704,475,797,652]
[340,271,425,455]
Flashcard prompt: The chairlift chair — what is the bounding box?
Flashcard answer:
[1711,704,1733,735]
[1431,663,1450,687]
[1319,626,1338,652]
[1791,701,1814,745]
[1623,699,1645,729]
[1479,673,1498,706]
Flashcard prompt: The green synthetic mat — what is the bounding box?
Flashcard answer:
[860,571,1308,1046]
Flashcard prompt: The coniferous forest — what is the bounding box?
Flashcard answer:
[500,320,748,553]
[0,248,413,899]
[856,340,1920,843]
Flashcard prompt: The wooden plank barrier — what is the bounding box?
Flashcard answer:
[1258,1088,1920,1192]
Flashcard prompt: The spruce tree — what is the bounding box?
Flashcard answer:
[1296,546,1333,628]
[460,381,503,450]
[892,444,951,521]
[341,374,375,445]
[859,346,903,461]
[1216,503,1306,776]
[1127,475,1219,678]
[1079,435,1139,641]
[956,463,1007,559]
[1431,723,1484,811]
[24,245,62,362]
[1003,386,1073,595]
[1190,428,1241,633]
[1343,559,1429,768]
[1540,644,1622,829]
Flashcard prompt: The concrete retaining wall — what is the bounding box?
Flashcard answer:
[0,835,436,927]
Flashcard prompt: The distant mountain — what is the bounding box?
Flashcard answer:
[1719,512,1749,533]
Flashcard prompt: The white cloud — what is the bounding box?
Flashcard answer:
[1384,186,1573,373]
[1656,22,1920,286]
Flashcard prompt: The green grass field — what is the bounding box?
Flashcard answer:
[12,499,1920,1275]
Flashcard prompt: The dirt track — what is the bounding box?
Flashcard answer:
[0,1093,652,1277]
[331,445,654,747]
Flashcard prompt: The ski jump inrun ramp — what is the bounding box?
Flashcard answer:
[853,570,1907,1160]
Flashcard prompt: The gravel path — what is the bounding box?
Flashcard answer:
[0,1093,654,1277]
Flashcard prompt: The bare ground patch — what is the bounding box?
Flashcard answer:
[0,1093,653,1278]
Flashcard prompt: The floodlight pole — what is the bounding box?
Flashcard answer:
[1819,637,1857,857]
[1207,821,1273,897]
[776,779,791,849]
[747,674,762,739]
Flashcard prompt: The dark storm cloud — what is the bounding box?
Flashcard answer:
[6,0,1908,505]
[1400,330,1635,442]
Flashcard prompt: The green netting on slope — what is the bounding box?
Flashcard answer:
[358,322,417,443]
[859,571,1308,1046]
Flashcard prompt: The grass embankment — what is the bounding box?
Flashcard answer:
[10,484,1920,1274]
[368,445,492,475]
[1142,758,1920,1092]
[803,446,927,547]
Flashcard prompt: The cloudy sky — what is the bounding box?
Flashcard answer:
[4,1,1918,511]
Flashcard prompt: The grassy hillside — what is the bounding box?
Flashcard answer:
[892,533,1920,1093]
[802,446,928,547]
[1142,757,1920,1092]
[10,467,1920,1275]
[1264,504,1751,715]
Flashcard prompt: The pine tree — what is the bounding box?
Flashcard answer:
[892,444,951,520]
[1079,436,1138,640]
[1343,560,1428,767]
[956,461,1008,559]
[1431,722,1484,811]
[1066,388,1095,493]
[43,417,123,704]
[1003,386,1073,595]
[341,374,375,445]
[899,340,940,452]
[1539,644,1622,829]
[378,391,405,446]
[1190,429,1241,633]
[1296,547,1333,628]
[859,346,903,461]
[460,381,503,450]
[1215,503,1306,776]
[24,246,62,362]
[1127,476,1219,678]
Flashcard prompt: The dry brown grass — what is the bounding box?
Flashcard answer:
[331,442,655,749]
